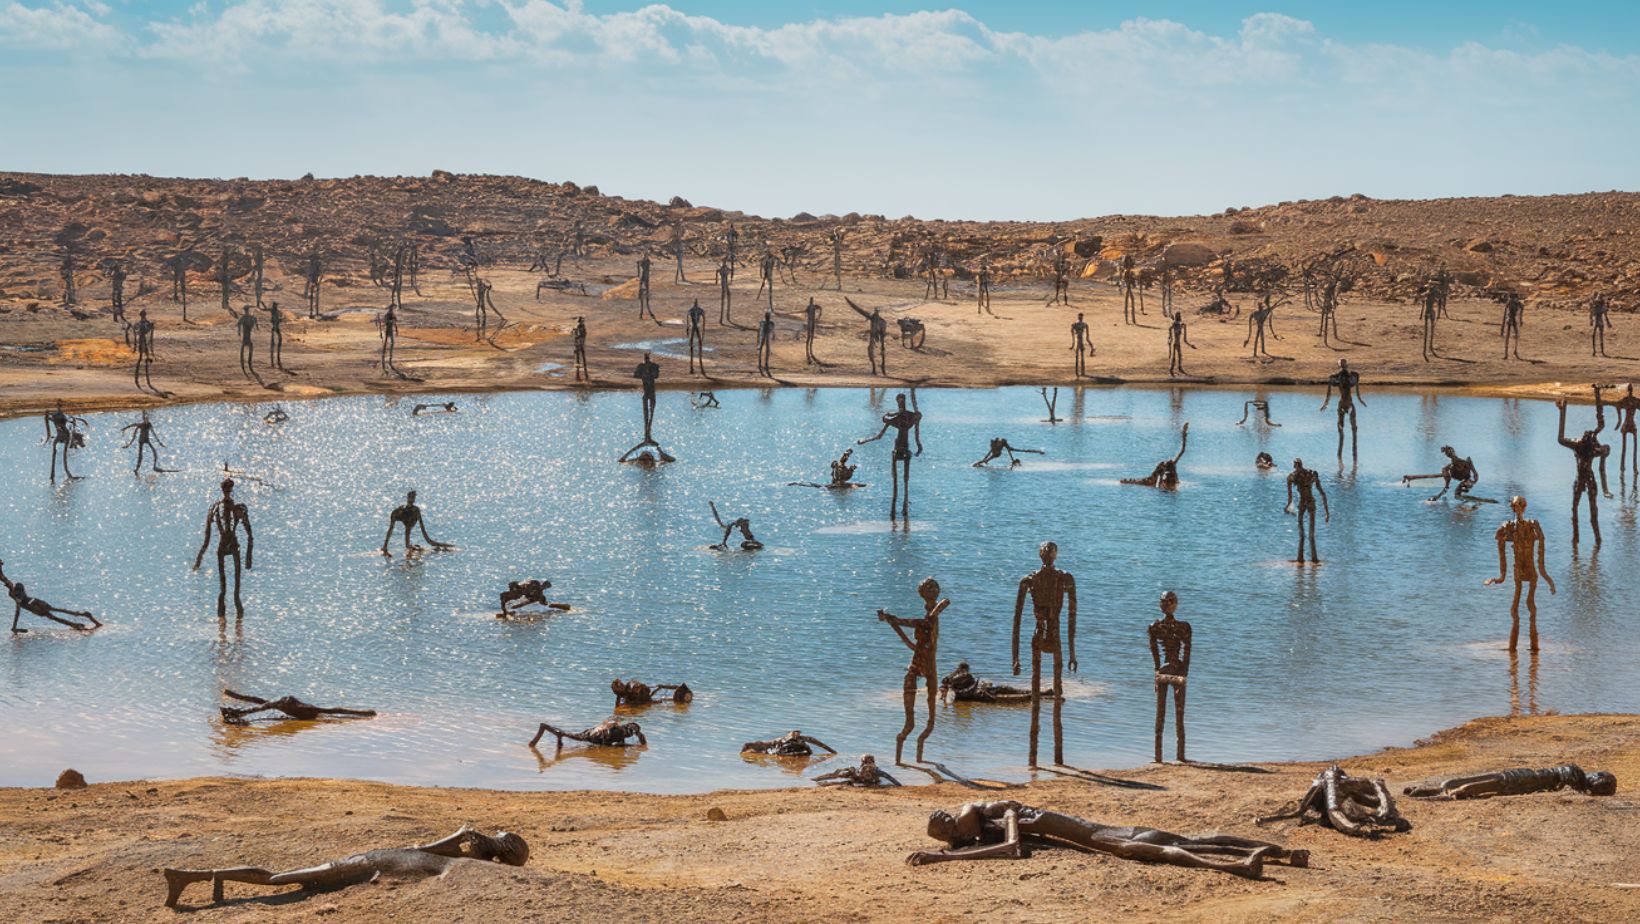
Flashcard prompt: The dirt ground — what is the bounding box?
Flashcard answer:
[0,714,1635,923]
[0,259,1629,420]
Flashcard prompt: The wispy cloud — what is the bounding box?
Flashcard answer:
[0,0,124,50]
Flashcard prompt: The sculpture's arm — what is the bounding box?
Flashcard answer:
[857,422,889,445]
[800,735,837,754]
[1320,381,1333,410]
[193,509,213,570]
[1149,629,1161,671]
[1181,626,1192,674]
[381,516,398,554]
[1011,579,1028,674]
[1173,423,1189,463]
[1316,480,1330,521]
[906,810,1024,866]
[1065,575,1077,671]
[241,512,254,569]
[1534,523,1555,593]
[1556,401,1574,448]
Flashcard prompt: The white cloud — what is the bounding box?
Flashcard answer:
[0,1,124,50]
[143,0,509,63]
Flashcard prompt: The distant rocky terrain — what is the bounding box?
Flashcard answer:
[1,171,1635,313]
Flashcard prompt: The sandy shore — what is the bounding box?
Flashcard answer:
[0,261,1628,420]
[1,713,1635,922]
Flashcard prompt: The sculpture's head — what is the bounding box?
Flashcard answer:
[860,754,877,768]
[1338,359,1349,371]
[1440,445,1455,457]
[611,679,631,696]
[925,809,958,844]
[1510,495,1527,515]
[1292,457,1304,471]
[1039,541,1058,566]
[493,832,530,866]
[918,577,941,603]
[406,490,417,504]
[1159,591,1179,615]
[895,393,907,409]
[220,478,235,497]
[784,729,803,741]
[1586,771,1618,796]
[620,722,643,739]
[955,662,970,673]
[1077,312,1084,321]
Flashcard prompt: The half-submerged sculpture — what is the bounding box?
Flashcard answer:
[973,438,1043,468]
[1,559,100,633]
[530,718,646,749]
[1122,422,1188,488]
[814,755,901,787]
[1012,541,1077,767]
[709,501,763,551]
[163,826,528,908]
[879,577,948,764]
[611,679,693,708]
[1484,495,1554,653]
[218,689,376,724]
[380,490,455,557]
[1402,446,1494,503]
[1256,765,1410,838]
[907,801,1307,879]
[1404,765,1615,800]
[939,662,1036,704]
[497,579,569,617]
[742,730,836,757]
[787,448,865,489]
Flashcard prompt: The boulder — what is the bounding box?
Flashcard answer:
[668,196,692,208]
[1161,242,1216,268]
[55,769,87,789]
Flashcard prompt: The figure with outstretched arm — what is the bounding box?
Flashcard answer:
[742,730,836,757]
[529,718,646,750]
[857,388,922,519]
[974,437,1044,468]
[120,410,170,474]
[218,689,376,724]
[2,559,100,633]
[1556,399,1604,547]
[878,577,948,764]
[1122,422,1188,488]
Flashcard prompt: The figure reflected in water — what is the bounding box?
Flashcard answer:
[1148,591,1191,763]
[1012,541,1078,767]
[530,718,646,749]
[742,730,836,757]
[120,410,170,474]
[908,801,1306,878]
[1122,422,1188,488]
[193,479,254,619]
[814,755,901,787]
[43,401,87,482]
[1556,399,1605,548]
[857,389,922,519]
[974,437,1043,468]
[218,689,376,724]
[2,559,100,633]
[709,501,763,551]
[1041,387,1061,424]
[939,662,1036,704]
[380,490,454,557]
[263,407,289,425]
[163,826,528,908]
[611,679,693,708]
[1256,765,1410,838]
[1237,399,1280,427]
[1404,765,1615,800]
[1320,359,1365,461]
[1402,445,1494,503]
[497,578,569,617]
[1284,458,1329,564]
[878,576,947,764]
[1485,495,1555,653]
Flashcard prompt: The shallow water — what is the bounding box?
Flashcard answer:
[2,386,1635,793]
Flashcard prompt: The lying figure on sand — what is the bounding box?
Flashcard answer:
[906,801,1306,879]
[1404,764,1615,799]
[163,826,526,908]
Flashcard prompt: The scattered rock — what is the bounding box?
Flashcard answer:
[707,807,728,821]
[668,196,692,208]
[54,769,86,790]
[1465,238,1495,254]
[1162,242,1216,267]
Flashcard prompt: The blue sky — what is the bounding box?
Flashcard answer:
[2,2,1637,220]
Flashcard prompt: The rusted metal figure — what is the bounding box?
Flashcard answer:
[1556,399,1606,547]
[1320,359,1365,460]
[974,438,1043,468]
[611,679,693,708]
[1122,422,1188,488]
[857,389,922,519]
[815,755,901,787]
[1485,495,1555,653]
[1148,591,1191,763]
[1402,446,1493,503]
[938,662,1034,704]
[1012,541,1078,767]
[879,577,948,764]
[193,478,254,619]
[530,718,646,749]
[1284,458,1330,563]
[1257,765,1411,838]
[218,689,376,724]
[1404,765,1616,800]
[380,490,454,557]
[742,730,836,757]
[2,559,100,633]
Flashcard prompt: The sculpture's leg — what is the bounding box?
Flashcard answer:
[1524,578,1539,653]
[1570,482,1583,546]
[215,550,228,618]
[900,457,911,520]
[1051,649,1065,766]
[231,550,244,618]
[1589,485,1601,546]
[1153,681,1166,763]
[889,460,900,521]
[1174,682,1186,761]
[895,671,915,764]
[915,669,936,762]
[1336,413,1345,459]
[1307,508,1320,563]
[1508,579,1523,652]
[1295,509,1306,563]
[1028,642,1042,768]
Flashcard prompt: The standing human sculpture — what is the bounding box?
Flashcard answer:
[380,490,454,557]
[879,577,947,764]
[1012,541,1077,767]
[686,299,707,373]
[572,316,588,382]
[1284,458,1329,564]
[757,309,775,376]
[193,479,254,619]
[857,389,922,520]
[1167,314,1195,378]
[1148,591,1191,763]
[235,309,258,378]
[1070,313,1091,377]
[1589,294,1612,358]
[120,410,169,475]
[1320,359,1365,461]
[1500,292,1525,360]
[1484,495,1554,653]
[43,401,87,482]
[1556,399,1605,548]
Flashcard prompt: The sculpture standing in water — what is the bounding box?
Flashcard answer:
[857,389,922,520]
[1404,765,1616,800]
[1284,458,1329,564]
[380,490,454,557]
[163,827,528,908]
[193,479,254,619]
[1148,591,1191,763]
[1556,399,1605,548]
[1012,541,1078,767]
[879,576,948,764]
[907,801,1306,878]
[619,352,676,464]
[973,438,1043,468]
[218,689,376,723]
[1257,765,1410,838]
[1319,359,1365,460]
[120,410,169,475]
[1485,495,1554,653]
[43,402,87,482]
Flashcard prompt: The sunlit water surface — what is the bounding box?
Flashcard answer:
[2,387,1635,793]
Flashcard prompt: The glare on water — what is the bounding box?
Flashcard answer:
[1,386,1634,793]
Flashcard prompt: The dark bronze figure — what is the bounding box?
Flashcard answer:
[133,308,158,393]
[530,718,646,749]
[1256,765,1410,838]
[411,402,458,415]
[1500,292,1524,360]
[636,253,654,321]
[1070,312,1091,377]
[857,389,922,519]
[218,689,376,724]
[1237,399,1280,427]
[2,559,100,633]
[1589,295,1612,358]
[686,299,706,373]
[1166,313,1195,378]
[572,316,588,382]
[265,301,284,370]
[235,309,258,378]
[163,827,527,908]
[908,801,1306,878]
[497,579,569,617]
[879,577,948,764]
[1608,383,1639,479]
[1320,359,1365,460]
[1148,591,1191,763]
[120,410,170,474]
[974,438,1043,468]
[1402,445,1493,503]
[1485,495,1554,653]
[1404,765,1615,800]
[815,755,901,787]
[757,309,775,376]
[611,679,693,708]
[1122,422,1188,488]
[709,501,763,551]
[846,298,888,375]
[804,297,822,365]
[1556,399,1605,547]
[378,304,398,373]
[939,662,1034,704]
[742,730,836,757]
[1284,458,1329,564]
[43,401,87,482]
[193,479,254,619]
[1012,541,1078,767]
[380,490,454,557]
